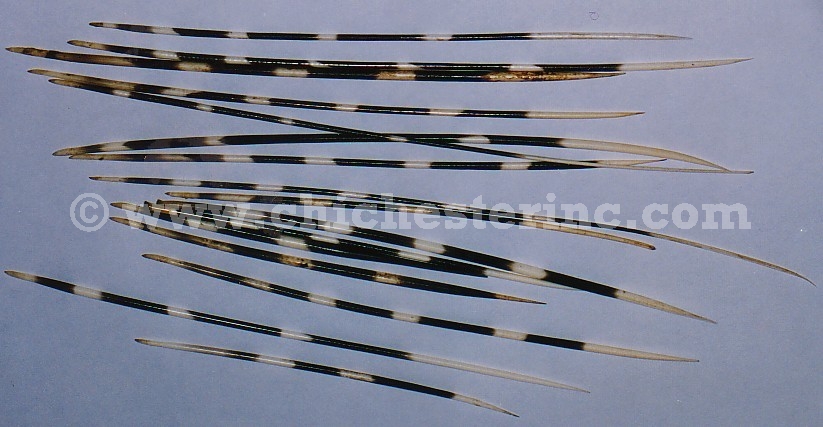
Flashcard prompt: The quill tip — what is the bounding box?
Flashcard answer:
[110,201,141,211]
[4,270,40,283]
[501,294,545,304]
[142,253,171,263]
[5,270,26,280]
[48,78,76,88]
[90,176,124,182]
[27,68,51,76]
[109,216,137,227]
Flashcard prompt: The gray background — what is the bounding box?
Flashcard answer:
[1,1,820,425]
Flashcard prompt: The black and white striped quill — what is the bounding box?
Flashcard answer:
[5,269,697,361]
[8,47,620,82]
[107,216,537,303]
[27,73,746,172]
[39,77,746,172]
[135,339,517,416]
[154,192,654,249]
[90,176,812,285]
[145,198,625,286]
[114,178,808,285]
[75,152,690,172]
[92,22,689,41]
[124,200,646,288]
[117,201,532,279]
[69,40,748,74]
[54,131,726,170]
[142,253,707,355]
[39,78,635,168]
[112,209,710,322]
[138,197,614,290]
[2,270,578,392]
[32,70,641,120]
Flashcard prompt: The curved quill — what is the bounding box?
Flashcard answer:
[94,175,808,285]
[41,77,747,173]
[52,131,725,171]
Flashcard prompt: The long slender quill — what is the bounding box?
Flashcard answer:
[135,338,517,416]
[1,270,578,391]
[31,70,641,120]
[92,22,689,42]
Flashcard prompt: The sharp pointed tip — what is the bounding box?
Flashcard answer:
[555,383,590,393]
[485,404,518,417]
[110,201,137,210]
[712,58,753,66]
[504,295,545,304]
[5,270,24,279]
[793,274,816,287]
[134,338,154,345]
[611,111,644,118]
[52,148,71,156]
[692,313,717,324]
[109,216,133,226]
[4,270,38,282]
[66,40,84,47]
[48,78,73,88]
[142,253,168,262]
[6,46,24,53]
[89,22,104,27]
